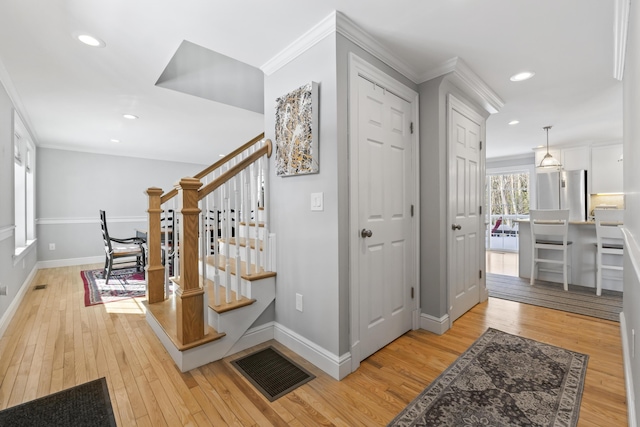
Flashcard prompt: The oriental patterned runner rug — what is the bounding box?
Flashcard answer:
[81,267,146,306]
[388,328,588,427]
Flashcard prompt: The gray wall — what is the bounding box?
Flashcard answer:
[623,1,640,424]
[0,81,38,321]
[417,76,489,319]
[266,34,341,355]
[36,147,206,263]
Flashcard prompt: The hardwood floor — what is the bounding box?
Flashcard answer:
[0,264,627,426]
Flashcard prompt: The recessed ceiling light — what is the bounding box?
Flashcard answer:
[75,33,106,48]
[510,71,535,82]
[110,139,120,143]
[508,120,520,125]
[122,114,138,120]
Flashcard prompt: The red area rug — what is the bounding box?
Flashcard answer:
[81,268,146,306]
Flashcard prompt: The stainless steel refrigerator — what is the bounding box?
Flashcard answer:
[536,170,587,221]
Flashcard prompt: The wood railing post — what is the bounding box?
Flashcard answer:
[146,187,165,303]
[176,177,205,344]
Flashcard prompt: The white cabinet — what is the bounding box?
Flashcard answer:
[561,146,590,171]
[591,144,623,194]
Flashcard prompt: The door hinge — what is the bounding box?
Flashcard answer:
[480,140,483,150]
[479,206,482,215]
[411,287,414,299]
[410,122,414,134]
[479,270,483,279]
[411,204,414,217]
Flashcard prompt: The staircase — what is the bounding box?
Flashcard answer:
[143,134,276,372]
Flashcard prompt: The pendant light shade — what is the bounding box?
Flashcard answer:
[538,126,561,168]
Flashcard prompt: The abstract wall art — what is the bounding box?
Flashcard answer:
[274,82,319,176]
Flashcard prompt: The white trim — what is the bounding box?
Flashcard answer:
[274,323,351,380]
[261,11,420,83]
[37,216,147,225]
[0,225,14,242]
[37,256,104,269]
[614,0,631,81]
[620,312,637,427]
[261,12,336,75]
[419,57,503,114]
[420,313,451,335]
[13,240,36,266]
[227,321,275,356]
[0,57,39,144]
[0,265,37,340]
[336,12,419,83]
[622,228,640,282]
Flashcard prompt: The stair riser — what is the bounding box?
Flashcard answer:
[238,226,265,240]
[219,242,264,265]
[208,276,275,332]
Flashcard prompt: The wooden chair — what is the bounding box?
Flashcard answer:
[100,210,145,284]
[530,209,572,290]
[594,209,624,296]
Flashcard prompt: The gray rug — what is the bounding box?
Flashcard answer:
[487,273,622,322]
[388,328,588,427]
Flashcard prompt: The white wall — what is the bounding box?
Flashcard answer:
[36,147,206,264]
[622,0,640,424]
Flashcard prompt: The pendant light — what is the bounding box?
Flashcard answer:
[538,125,562,168]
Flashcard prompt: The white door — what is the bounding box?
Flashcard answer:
[448,95,483,323]
[355,75,414,361]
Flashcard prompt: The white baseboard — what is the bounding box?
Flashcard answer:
[226,321,275,356]
[620,311,637,427]
[37,256,103,269]
[0,265,38,339]
[420,313,450,335]
[274,323,351,380]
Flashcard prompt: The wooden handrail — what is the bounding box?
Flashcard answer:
[198,139,272,201]
[159,132,265,204]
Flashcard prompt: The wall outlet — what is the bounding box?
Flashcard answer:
[295,293,303,312]
[49,243,56,250]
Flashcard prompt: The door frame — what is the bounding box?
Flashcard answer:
[348,53,420,373]
[446,93,487,327]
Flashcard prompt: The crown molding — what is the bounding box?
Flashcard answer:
[335,11,419,83]
[0,56,39,144]
[261,10,420,83]
[422,57,504,114]
[613,0,630,81]
[261,11,337,76]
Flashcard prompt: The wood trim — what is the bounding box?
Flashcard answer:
[145,187,165,304]
[198,140,272,201]
[160,133,265,203]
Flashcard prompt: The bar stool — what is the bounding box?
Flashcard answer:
[530,209,571,290]
[594,209,624,296]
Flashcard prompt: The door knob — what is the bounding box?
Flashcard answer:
[361,229,373,238]
[451,224,462,231]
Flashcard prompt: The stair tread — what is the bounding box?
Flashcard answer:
[143,298,225,352]
[218,237,264,251]
[203,277,256,313]
[205,255,276,281]
[238,221,265,227]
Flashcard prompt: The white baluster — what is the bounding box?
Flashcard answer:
[224,178,232,304]
[263,148,271,272]
[254,156,261,274]
[200,210,208,336]
[213,179,220,307]
[244,167,252,275]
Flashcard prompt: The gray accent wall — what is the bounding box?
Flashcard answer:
[36,147,206,263]
[0,81,38,322]
[623,2,640,424]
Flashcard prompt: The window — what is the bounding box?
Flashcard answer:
[14,112,36,256]
[486,171,529,252]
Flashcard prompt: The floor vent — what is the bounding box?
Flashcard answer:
[231,346,315,401]
[33,284,47,290]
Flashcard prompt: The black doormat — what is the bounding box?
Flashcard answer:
[0,377,116,427]
[231,346,315,401]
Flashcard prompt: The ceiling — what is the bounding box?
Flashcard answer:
[0,0,622,164]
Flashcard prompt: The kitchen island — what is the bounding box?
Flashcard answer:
[517,220,623,292]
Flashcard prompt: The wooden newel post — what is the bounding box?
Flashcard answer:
[175,177,205,344]
[146,187,165,304]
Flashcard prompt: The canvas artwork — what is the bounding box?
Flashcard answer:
[275,82,319,176]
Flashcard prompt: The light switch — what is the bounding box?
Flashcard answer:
[311,192,324,211]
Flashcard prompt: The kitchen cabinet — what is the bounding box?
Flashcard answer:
[591,144,623,194]
[561,146,590,172]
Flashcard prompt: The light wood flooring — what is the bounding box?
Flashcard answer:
[0,264,627,426]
